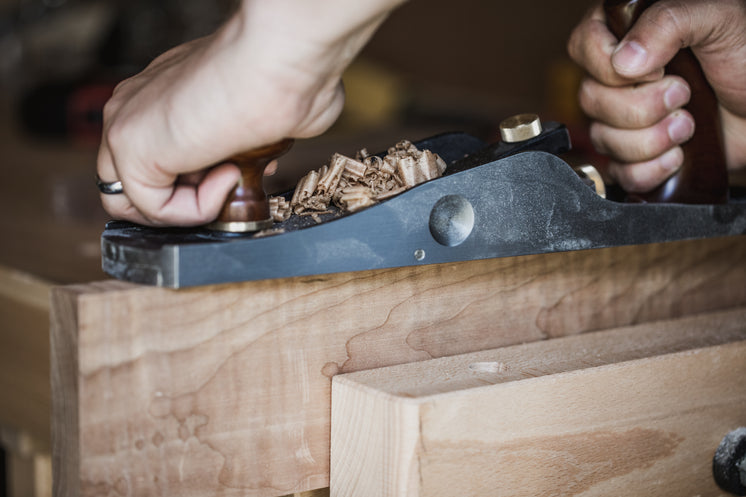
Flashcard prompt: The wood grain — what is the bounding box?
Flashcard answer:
[50,236,746,496]
[49,284,85,497]
[331,308,746,497]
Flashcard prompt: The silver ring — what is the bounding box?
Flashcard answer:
[96,175,124,194]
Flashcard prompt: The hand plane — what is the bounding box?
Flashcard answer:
[101,116,746,288]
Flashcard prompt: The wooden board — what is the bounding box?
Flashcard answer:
[0,266,52,447]
[0,266,55,497]
[1,427,52,497]
[331,308,746,497]
[50,236,746,497]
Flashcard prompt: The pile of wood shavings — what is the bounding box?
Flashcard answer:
[270,140,447,223]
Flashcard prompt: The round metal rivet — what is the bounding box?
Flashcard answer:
[429,195,475,247]
[414,249,426,261]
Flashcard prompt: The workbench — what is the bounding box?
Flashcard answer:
[50,235,746,496]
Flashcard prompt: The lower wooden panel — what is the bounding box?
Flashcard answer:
[0,266,53,497]
[331,308,746,497]
[0,266,51,447]
[1,427,52,497]
[50,236,746,496]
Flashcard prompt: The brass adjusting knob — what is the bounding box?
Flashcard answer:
[499,114,542,143]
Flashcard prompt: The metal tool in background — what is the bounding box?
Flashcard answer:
[101,116,746,288]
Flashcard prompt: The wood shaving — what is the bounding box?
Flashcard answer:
[254,228,285,238]
[271,140,446,222]
[269,197,292,222]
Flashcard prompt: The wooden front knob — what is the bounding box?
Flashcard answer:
[604,0,729,204]
[208,139,294,232]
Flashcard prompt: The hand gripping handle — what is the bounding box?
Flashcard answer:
[604,0,729,204]
[208,139,294,232]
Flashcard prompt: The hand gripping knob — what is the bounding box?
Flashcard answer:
[207,139,294,232]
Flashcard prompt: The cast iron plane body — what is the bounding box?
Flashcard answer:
[101,123,746,288]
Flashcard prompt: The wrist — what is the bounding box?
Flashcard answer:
[234,0,405,60]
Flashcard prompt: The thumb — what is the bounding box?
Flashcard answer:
[610,1,718,78]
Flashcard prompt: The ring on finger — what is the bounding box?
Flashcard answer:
[96,174,124,194]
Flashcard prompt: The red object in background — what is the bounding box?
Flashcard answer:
[66,82,116,147]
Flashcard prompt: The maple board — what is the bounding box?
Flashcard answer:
[50,236,746,496]
[331,308,746,496]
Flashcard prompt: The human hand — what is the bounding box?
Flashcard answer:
[567,0,746,194]
[97,0,405,226]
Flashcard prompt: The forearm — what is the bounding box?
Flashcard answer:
[237,0,408,44]
[230,0,408,83]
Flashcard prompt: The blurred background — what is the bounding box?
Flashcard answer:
[0,0,600,494]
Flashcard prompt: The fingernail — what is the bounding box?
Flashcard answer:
[663,81,690,111]
[660,147,683,172]
[612,41,648,75]
[667,113,695,144]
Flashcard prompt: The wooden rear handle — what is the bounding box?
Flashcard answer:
[604,0,729,204]
[208,139,294,232]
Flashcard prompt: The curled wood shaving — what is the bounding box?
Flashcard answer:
[338,186,376,212]
[317,154,346,196]
[375,186,407,201]
[254,227,286,238]
[342,157,367,179]
[269,197,291,222]
[270,140,447,222]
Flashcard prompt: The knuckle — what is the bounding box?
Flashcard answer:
[620,100,651,128]
[588,122,609,154]
[103,77,136,124]
[592,122,666,163]
[133,206,167,227]
[613,147,683,194]
[619,141,647,163]
[643,1,692,46]
[629,129,664,161]
[578,79,599,116]
[101,97,120,123]
[567,29,583,63]
[620,78,676,128]
[103,118,128,153]
[607,161,625,185]
[112,77,134,96]
[614,163,653,193]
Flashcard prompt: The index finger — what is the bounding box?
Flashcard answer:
[123,162,241,226]
[567,2,664,86]
[96,134,154,226]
